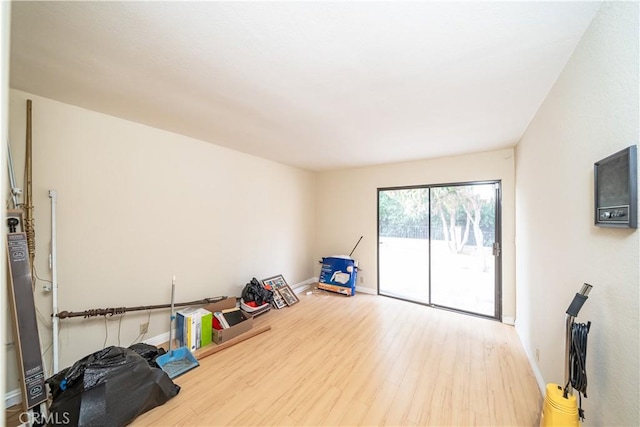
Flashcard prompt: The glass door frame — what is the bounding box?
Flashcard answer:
[376,180,502,321]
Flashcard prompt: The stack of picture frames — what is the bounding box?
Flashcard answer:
[261,275,299,309]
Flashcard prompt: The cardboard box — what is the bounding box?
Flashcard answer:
[319,256,358,296]
[203,297,253,344]
[317,282,354,296]
[203,297,237,313]
[211,310,253,344]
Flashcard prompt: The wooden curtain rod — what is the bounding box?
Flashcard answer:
[56,296,228,319]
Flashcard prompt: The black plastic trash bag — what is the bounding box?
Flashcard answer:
[47,346,180,426]
[128,343,166,368]
[242,277,274,306]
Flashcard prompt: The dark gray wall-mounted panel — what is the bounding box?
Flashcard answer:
[594,145,637,228]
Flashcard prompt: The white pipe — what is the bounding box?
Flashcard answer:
[7,142,21,208]
[49,190,59,373]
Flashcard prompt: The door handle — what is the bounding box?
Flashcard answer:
[492,242,500,256]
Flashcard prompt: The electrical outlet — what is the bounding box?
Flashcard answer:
[139,322,149,335]
[535,348,540,362]
[359,275,364,284]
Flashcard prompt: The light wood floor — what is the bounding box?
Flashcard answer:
[132,290,542,426]
[5,290,542,426]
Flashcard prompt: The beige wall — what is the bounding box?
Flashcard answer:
[1,0,11,414]
[315,148,516,320]
[515,3,639,426]
[6,90,317,387]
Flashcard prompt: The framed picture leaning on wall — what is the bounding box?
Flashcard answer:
[278,285,299,306]
[261,274,288,290]
[272,290,287,309]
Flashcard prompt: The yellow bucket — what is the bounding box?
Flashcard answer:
[540,383,579,427]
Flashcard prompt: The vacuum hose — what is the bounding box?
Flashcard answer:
[563,283,592,421]
[565,321,590,420]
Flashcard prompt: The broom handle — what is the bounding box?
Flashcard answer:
[169,277,176,353]
[349,236,363,257]
[196,325,271,360]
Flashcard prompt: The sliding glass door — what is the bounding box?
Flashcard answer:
[378,182,501,319]
[378,187,430,303]
[430,183,499,317]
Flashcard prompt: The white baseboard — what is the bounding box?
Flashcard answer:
[525,347,546,393]
[356,286,377,295]
[5,388,22,408]
[502,316,515,325]
[292,278,316,294]
[142,330,173,347]
[515,326,546,394]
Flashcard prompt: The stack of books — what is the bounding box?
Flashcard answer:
[176,307,213,351]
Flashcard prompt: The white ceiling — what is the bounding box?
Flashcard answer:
[10,1,601,171]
